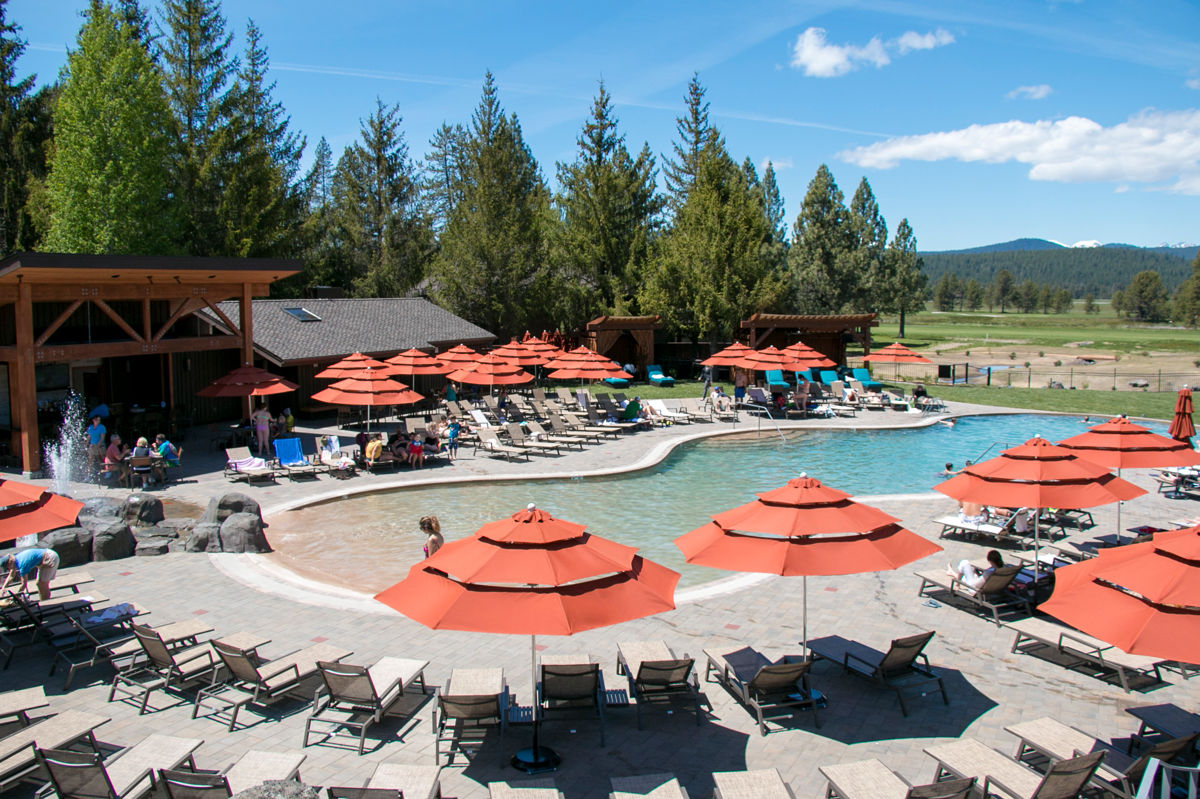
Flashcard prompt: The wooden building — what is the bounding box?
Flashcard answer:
[0,253,300,476]
[584,315,662,377]
[740,313,878,364]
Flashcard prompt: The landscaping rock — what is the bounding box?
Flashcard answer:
[122,494,165,527]
[184,522,221,553]
[155,517,195,537]
[92,520,135,561]
[37,527,92,566]
[200,493,264,527]
[134,537,172,556]
[78,496,123,522]
[215,512,271,553]
[234,780,320,799]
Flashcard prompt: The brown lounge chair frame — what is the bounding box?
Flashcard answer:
[915,565,1032,625]
[704,647,819,735]
[806,631,948,716]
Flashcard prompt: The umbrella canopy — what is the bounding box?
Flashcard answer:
[934,437,1145,509]
[862,343,932,364]
[488,341,553,367]
[444,353,534,387]
[311,371,423,407]
[544,347,632,381]
[0,485,84,544]
[1170,387,1196,443]
[196,365,298,398]
[518,336,563,358]
[675,474,941,648]
[316,352,398,379]
[1040,525,1200,664]
[438,344,482,365]
[700,342,753,367]
[781,342,836,370]
[1058,417,1200,470]
[384,348,450,376]
[731,346,790,372]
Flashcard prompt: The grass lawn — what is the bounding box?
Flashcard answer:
[910,384,1178,421]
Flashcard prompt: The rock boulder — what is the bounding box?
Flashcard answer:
[92,520,135,561]
[184,522,221,553]
[122,494,165,527]
[37,527,93,566]
[200,493,265,527]
[215,512,271,553]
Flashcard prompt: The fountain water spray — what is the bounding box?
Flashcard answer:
[42,391,88,496]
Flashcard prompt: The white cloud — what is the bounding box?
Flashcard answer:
[838,109,1200,194]
[790,27,953,78]
[1187,77,1200,90]
[1007,84,1053,100]
[759,157,794,172]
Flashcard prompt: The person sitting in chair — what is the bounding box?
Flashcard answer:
[946,549,1004,590]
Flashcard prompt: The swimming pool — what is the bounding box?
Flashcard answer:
[266,413,1168,590]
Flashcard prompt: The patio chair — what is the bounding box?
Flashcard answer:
[489,779,564,798]
[222,447,275,483]
[195,639,352,730]
[434,691,506,765]
[819,370,840,386]
[109,624,218,714]
[764,370,790,391]
[822,758,975,799]
[50,610,149,690]
[340,762,443,799]
[1006,616,1165,692]
[36,734,203,799]
[159,750,307,799]
[850,368,883,391]
[806,631,948,716]
[563,410,623,438]
[547,413,606,442]
[745,386,773,407]
[474,428,530,461]
[620,647,702,729]
[272,437,322,481]
[915,564,1033,625]
[0,709,110,794]
[1090,733,1199,799]
[609,773,688,799]
[646,398,692,424]
[538,661,606,745]
[303,656,429,754]
[506,423,562,456]
[712,768,794,799]
[925,738,1105,799]
[703,646,819,734]
[646,365,675,387]
[524,420,585,449]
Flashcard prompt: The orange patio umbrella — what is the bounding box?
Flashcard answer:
[518,335,563,358]
[0,482,84,544]
[935,437,1145,580]
[700,342,753,367]
[444,352,534,388]
[675,474,942,650]
[862,343,932,363]
[316,352,400,379]
[730,345,790,372]
[311,369,423,432]
[376,503,679,772]
[488,340,553,367]
[196,364,298,398]
[1040,525,1200,664]
[544,347,632,382]
[384,348,450,376]
[437,344,482,366]
[781,342,836,371]
[1170,386,1196,443]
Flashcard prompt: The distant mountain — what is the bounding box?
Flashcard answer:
[929,238,1198,262]
[931,238,1065,254]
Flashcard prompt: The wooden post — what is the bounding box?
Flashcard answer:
[14,282,39,476]
[239,282,254,418]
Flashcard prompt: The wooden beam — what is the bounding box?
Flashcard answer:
[240,282,254,365]
[92,299,145,343]
[13,282,38,474]
[201,296,240,338]
[153,297,203,342]
[29,335,242,363]
[34,299,84,348]
[142,297,151,342]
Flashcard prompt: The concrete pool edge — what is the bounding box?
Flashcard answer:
[215,404,1053,611]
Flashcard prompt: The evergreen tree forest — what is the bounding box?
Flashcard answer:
[4,0,936,341]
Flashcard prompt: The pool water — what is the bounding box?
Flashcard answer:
[266,413,1168,591]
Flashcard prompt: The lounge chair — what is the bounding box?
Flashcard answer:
[317,436,358,477]
[933,510,1030,547]
[0,709,110,793]
[915,565,1033,625]
[489,779,564,798]
[703,646,819,734]
[0,686,47,727]
[745,386,773,408]
[325,762,443,799]
[474,428,531,461]
[646,365,674,387]
[818,370,840,386]
[54,615,213,691]
[609,773,688,799]
[646,399,691,424]
[617,640,703,729]
[303,656,429,754]
[159,750,307,799]
[525,420,585,449]
[359,438,400,472]
[806,631,948,716]
[712,769,794,799]
[434,691,507,765]
[273,437,322,481]
[822,759,975,799]
[37,734,203,799]
[195,639,352,730]
[1005,616,1166,692]
[109,624,219,714]
[547,413,607,442]
[583,407,636,435]
[602,375,631,389]
[678,397,714,422]
[925,738,1105,799]
[223,447,275,483]
[764,370,790,391]
[538,658,606,745]
[594,397,643,430]
[506,423,561,456]
[850,368,882,391]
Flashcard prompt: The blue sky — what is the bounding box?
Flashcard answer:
[8,0,1200,250]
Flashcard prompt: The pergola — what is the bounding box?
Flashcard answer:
[0,252,300,475]
[584,315,662,374]
[739,313,878,365]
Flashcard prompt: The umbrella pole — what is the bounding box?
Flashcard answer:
[802,575,808,657]
[512,632,560,773]
[1116,467,1123,545]
[1033,511,1041,586]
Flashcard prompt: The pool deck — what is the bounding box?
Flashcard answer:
[7,400,1199,798]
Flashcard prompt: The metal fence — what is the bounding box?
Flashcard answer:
[869,362,1200,393]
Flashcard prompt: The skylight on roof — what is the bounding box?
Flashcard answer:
[283,307,322,322]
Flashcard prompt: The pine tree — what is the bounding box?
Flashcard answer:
[552,82,662,329]
[331,99,431,297]
[992,269,1015,313]
[846,177,888,312]
[662,74,719,212]
[422,122,467,233]
[932,274,954,311]
[1123,270,1170,322]
[218,19,304,257]
[1173,255,1200,327]
[431,73,551,336]
[0,0,46,254]
[964,278,984,311]
[1082,293,1096,315]
[789,164,854,313]
[45,1,173,253]
[885,218,926,337]
[158,0,236,255]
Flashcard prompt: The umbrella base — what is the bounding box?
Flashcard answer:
[511,746,560,774]
[1164,491,1191,500]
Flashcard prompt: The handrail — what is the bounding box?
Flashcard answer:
[1135,757,1200,799]
[970,440,1019,465]
[739,401,786,442]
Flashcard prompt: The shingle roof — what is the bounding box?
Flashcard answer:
[200,298,495,365]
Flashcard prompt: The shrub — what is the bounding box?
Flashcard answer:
[1009,352,1016,360]
[1024,361,1031,368]
[1039,351,1045,357]
[1054,360,1062,366]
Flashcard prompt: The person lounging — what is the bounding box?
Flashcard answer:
[946,550,1004,590]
